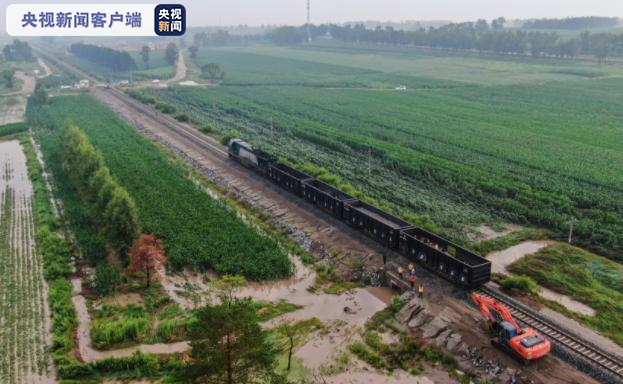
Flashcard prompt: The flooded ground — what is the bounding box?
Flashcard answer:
[0,140,55,383]
[0,71,34,125]
[158,257,438,382]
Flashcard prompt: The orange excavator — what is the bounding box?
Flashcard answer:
[471,292,550,363]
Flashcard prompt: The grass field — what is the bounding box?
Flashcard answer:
[508,243,623,346]
[27,95,291,280]
[140,43,623,259]
[0,139,52,383]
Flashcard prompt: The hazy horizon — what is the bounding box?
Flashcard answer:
[1,0,622,31]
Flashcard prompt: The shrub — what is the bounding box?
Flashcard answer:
[219,129,241,145]
[199,123,218,134]
[499,275,538,294]
[91,317,150,349]
[155,101,175,114]
[92,262,122,297]
[175,112,189,122]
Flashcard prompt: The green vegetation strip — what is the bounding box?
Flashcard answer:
[27,95,290,280]
[508,243,623,346]
[0,122,28,137]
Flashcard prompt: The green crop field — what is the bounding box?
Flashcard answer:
[27,95,291,280]
[141,43,623,261]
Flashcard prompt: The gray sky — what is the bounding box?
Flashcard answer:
[2,0,623,28]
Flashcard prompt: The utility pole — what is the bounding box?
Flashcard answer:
[306,0,312,42]
[568,217,578,244]
[270,115,273,136]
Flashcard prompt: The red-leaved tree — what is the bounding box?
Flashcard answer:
[126,234,167,287]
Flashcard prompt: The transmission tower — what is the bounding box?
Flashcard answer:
[306,0,312,42]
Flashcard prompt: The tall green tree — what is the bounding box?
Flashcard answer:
[103,186,140,257]
[201,63,226,82]
[165,42,179,66]
[1,69,15,89]
[185,298,282,384]
[140,45,150,69]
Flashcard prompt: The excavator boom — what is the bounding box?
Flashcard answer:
[471,292,521,332]
[471,292,551,362]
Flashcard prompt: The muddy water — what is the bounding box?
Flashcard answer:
[71,278,189,362]
[487,240,553,274]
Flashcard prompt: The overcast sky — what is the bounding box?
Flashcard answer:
[2,0,623,27]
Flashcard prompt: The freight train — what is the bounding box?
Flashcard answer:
[228,139,491,289]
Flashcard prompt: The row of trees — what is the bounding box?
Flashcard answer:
[62,124,140,259]
[2,39,34,62]
[270,22,623,60]
[69,43,136,71]
[522,17,620,30]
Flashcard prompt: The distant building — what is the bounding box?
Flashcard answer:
[395,85,407,91]
[79,79,90,89]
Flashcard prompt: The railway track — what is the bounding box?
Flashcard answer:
[477,285,623,383]
[41,47,623,383]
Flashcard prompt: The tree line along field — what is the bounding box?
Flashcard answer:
[27,95,291,280]
[142,43,623,261]
[60,46,176,82]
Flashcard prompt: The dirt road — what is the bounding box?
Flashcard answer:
[165,50,186,83]
[36,58,53,78]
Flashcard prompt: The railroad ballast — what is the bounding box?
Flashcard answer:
[228,138,491,289]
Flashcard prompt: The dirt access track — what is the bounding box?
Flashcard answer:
[40,50,603,384]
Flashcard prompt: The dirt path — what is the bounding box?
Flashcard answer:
[487,240,553,274]
[16,71,35,96]
[0,140,55,384]
[487,240,596,316]
[165,50,186,83]
[36,58,52,78]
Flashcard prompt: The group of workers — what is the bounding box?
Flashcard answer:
[397,263,425,298]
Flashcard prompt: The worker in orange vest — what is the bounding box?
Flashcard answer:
[418,284,424,298]
[410,274,417,289]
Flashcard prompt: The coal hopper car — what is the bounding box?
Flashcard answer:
[227,139,491,289]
